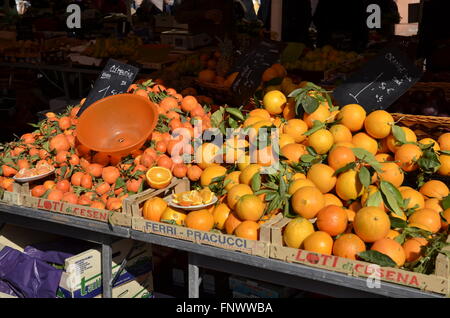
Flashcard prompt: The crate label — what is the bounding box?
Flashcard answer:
[293,249,425,289]
[36,198,110,222]
[142,220,258,253]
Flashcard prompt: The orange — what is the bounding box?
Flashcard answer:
[271,63,287,78]
[283,217,315,249]
[323,193,343,207]
[371,238,406,267]
[291,186,325,219]
[306,163,336,194]
[327,146,356,171]
[234,221,260,240]
[198,69,216,83]
[181,96,197,113]
[235,194,265,221]
[307,129,334,154]
[332,233,366,260]
[419,180,449,199]
[303,231,334,255]
[402,237,428,262]
[102,166,120,185]
[200,165,227,187]
[143,197,168,222]
[438,154,450,176]
[279,134,296,149]
[288,178,316,195]
[353,207,390,243]
[375,153,394,162]
[400,188,425,210]
[329,124,353,144]
[303,103,331,128]
[226,184,253,209]
[386,127,417,153]
[364,110,394,139]
[243,116,266,128]
[87,163,103,178]
[281,143,307,164]
[224,212,243,235]
[336,104,366,132]
[31,185,47,197]
[316,205,348,236]
[345,209,356,222]
[146,166,172,189]
[386,229,400,240]
[377,162,404,187]
[160,207,187,226]
[56,180,70,193]
[395,144,422,172]
[283,100,296,120]
[263,90,286,115]
[48,189,64,202]
[239,164,261,186]
[224,171,241,191]
[43,180,56,190]
[224,72,239,88]
[335,169,364,201]
[283,119,308,143]
[438,132,450,151]
[187,165,202,182]
[49,134,70,153]
[212,203,231,230]
[419,138,440,152]
[249,108,271,119]
[262,67,278,82]
[352,132,378,155]
[361,185,385,211]
[195,143,221,169]
[425,199,444,215]
[185,209,215,231]
[408,208,441,233]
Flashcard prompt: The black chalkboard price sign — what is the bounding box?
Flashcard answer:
[78,59,139,116]
[231,40,286,105]
[333,47,422,111]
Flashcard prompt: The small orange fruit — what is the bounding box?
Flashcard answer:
[303,231,334,255]
[371,238,406,267]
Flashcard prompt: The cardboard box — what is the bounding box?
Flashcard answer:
[269,216,450,296]
[129,179,278,257]
[57,239,153,298]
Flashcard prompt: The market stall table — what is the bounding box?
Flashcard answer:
[0,203,445,298]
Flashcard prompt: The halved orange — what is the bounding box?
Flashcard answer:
[146,166,172,189]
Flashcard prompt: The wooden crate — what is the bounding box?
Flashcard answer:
[269,216,450,296]
[129,178,281,257]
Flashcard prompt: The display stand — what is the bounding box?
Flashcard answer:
[0,203,444,298]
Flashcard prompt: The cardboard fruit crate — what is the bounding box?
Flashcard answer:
[1,182,131,227]
[128,178,281,257]
[268,216,450,296]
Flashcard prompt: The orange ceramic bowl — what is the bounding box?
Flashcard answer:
[76,94,158,156]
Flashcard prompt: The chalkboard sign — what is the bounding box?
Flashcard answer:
[231,40,286,105]
[78,59,139,116]
[333,47,422,111]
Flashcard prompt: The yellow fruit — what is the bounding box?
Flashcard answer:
[291,186,325,219]
[283,217,315,249]
[329,124,353,143]
[212,203,231,230]
[263,90,286,115]
[237,154,251,171]
[385,127,417,153]
[248,108,271,120]
[283,119,308,143]
[335,169,364,201]
[420,180,449,199]
[364,110,394,139]
[361,185,385,211]
[239,164,262,186]
[200,165,227,187]
[306,163,336,194]
[303,231,334,255]
[377,162,404,187]
[327,146,356,171]
[288,178,317,195]
[243,116,266,128]
[195,143,221,169]
[395,144,422,172]
[400,188,425,210]
[281,143,307,164]
[307,129,334,154]
[224,171,241,191]
[336,104,366,132]
[438,133,450,151]
[352,132,378,155]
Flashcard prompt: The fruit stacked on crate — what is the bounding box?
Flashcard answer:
[143,81,450,275]
[0,80,212,212]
